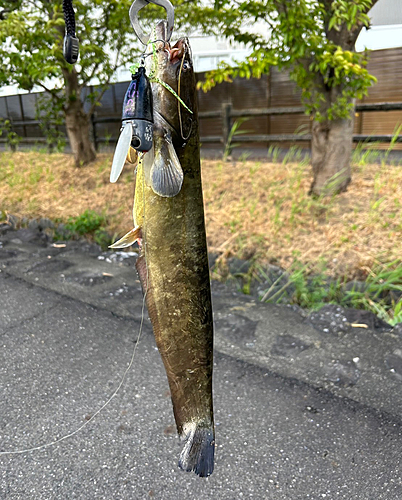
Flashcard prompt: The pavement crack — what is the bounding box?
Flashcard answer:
[0,299,64,336]
[0,271,64,335]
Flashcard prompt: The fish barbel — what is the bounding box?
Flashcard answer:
[111,23,215,476]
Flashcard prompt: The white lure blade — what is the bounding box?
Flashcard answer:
[110,122,133,183]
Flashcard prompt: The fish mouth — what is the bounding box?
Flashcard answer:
[151,21,194,143]
[154,21,189,65]
[154,38,187,65]
[168,39,186,64]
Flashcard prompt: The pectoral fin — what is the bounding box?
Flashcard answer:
[109,226,141,249]
[150,132,183,197]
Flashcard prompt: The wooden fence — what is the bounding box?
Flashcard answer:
[1,47,402,150]
[2,100,402,150]
[197,102,402,146]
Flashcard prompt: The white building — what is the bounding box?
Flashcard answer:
[356,0,402,51]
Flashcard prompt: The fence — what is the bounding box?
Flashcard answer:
[1,47,402,149]
[2,99,401,151]
[198,102,402,147]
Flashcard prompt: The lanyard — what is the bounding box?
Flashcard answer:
[62,0,79,64]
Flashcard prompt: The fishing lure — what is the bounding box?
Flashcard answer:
[110,64,154,183]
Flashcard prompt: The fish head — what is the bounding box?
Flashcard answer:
[149,21,195,143]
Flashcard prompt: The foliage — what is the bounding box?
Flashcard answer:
[223,118,250,161]
[256,258,402,326]
[257,258,341,307]
[65,209,106,236]
[35,93,66,152]
[57,209,111,249]
[192,0,379,121]
[343,260,402,326]
[0,0,140,159]
[0,118,20,150]
[0,0,137,93]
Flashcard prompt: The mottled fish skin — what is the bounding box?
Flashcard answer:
[135,22,215,477]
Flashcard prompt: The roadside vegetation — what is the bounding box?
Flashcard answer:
[0,148,401,324]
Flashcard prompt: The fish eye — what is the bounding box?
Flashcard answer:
[181,60,191,71]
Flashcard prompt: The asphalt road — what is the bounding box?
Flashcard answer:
[0,227,401,499]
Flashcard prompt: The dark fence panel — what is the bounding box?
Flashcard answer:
[22,93,41,138]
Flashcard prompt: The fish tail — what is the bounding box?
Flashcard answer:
[178,421,215,477]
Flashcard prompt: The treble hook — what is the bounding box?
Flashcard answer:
[129,0,174,45]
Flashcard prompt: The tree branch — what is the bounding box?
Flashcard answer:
[86,85,109,118]
[80,62,101,87]
[85,47,123,117]
[36,82,63,107]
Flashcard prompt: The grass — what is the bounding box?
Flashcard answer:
[254,258,402,326]
[54,209,112,249]
[342,260,402,325]
[0,151,133,239]
[0,148,401,322]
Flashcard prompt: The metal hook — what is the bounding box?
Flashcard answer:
[129,0,174,45]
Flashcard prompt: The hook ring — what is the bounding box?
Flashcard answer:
[129,0,174,45]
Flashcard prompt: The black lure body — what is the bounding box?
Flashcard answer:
[110,65,154,183]
[122,66,154,153]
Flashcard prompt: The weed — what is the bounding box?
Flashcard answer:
[370,196,386,212]
[53,210,112,250]
[268,145,282,162]
[223,118,250,161]
[273,199,284,231]
[102,132,112,148]
[352,140,381,166]
[97,157,110,174]
[259,257,402,325]
[320,167,349,196]
[259,258,343,308]
[65,210,107,236]
[94,228,113,250]
[282,145,303,164]
[342,260,402,325]
[29,166,43,185]
[384,123,402,162]
[249,163,261,176]
[239,151,252,162]
[7,172,24,188]
[0,119,20,151]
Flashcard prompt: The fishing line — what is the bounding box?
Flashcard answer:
[178,40,192,142]
[0,301,147,456]
[0,169,149,456]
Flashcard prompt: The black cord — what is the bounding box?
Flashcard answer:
[62,0,79,64]
[63,0,76,36]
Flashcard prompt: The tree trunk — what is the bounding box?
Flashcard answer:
[65,103,96,167]
[310,103,355,197]
[62,66,96,167]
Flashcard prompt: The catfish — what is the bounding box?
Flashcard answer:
[111,22,215,477]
